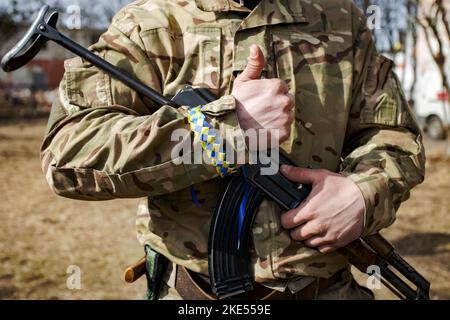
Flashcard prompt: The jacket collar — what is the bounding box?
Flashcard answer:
[194,0,308,29]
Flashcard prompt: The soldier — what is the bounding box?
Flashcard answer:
[41,0,425,300]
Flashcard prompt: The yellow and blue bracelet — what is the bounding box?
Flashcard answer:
[187,106,237,177]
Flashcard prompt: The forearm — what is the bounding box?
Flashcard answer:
[340,127,425,236]
[41,96,246,200]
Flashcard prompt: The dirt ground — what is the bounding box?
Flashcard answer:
[0,119,449,300]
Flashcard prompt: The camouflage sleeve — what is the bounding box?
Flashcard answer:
[40,14,246,201]
[340,14,426,236]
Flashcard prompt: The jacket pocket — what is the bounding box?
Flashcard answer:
[175,26,222,95]
[271,30,353,170]
[360,54,400,127]
[61,55,112,114]
[272,30,353,105]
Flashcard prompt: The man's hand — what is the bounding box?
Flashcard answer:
[280,165,366,254]
[232,45,294,145]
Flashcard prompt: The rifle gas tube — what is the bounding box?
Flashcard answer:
[2,5,430,301]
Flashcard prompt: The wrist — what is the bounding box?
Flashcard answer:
[233,99,251,132]
[200,95,250,168]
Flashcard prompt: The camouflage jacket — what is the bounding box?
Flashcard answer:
[41,0,425,288]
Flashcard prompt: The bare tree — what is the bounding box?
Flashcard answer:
[416,0,450,105]
[436,0,450,40]
[406,0,419,106]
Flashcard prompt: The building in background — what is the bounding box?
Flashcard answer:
[410,0,450,140]
[0,26,102,118]
[0,0,119,118]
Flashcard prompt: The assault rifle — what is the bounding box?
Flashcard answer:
[2,5,430,300]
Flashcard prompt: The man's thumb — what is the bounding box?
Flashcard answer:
[238,45,265,81]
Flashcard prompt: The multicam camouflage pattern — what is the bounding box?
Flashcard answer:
[41,0,425,289]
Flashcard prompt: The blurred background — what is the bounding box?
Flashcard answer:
[0,0,449,299]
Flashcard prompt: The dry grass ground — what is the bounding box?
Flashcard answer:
[0,120,146,299]
[0,120,449,300]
